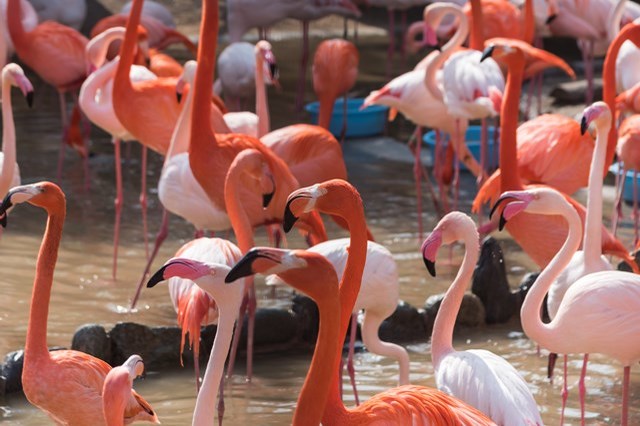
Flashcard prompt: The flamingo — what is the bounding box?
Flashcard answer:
[0,64,33,212]
[265,237,409,405]
[0,0,37,70]
[475,41,637,270]
[7,0,88,181]
[26,0,87,30]
[102,355,156,426]
[492,186,640,426]
[0,182,158,425]
[79,26,158,279]
[421,211,543,424]
[612,114,640,245]
[146,256,245,426]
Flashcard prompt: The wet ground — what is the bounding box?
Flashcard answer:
[1,1,639,424]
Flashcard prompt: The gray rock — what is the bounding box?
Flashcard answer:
[550,78,603,105]
[518,272,546,321]
[425,293,486,331]
[109,322,183,371]
[224,308,298,351]
[71,324,111,363]
[2,347,65,394]
[379,301,425,343]
[291,294,319,344]
[618,250,640,273]
[0,373,5,398]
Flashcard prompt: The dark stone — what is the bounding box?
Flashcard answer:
[81,0,115,37]
[618,250,640,273]
[291,294,319,344]
[0,373,5,398]
[225,308,299,351]
[109,322,184,371]
[71,324,111,363]
[379,301,425,343]
[550,78,603,105]
[425,293,486,330]
[2,347,65,394]
[518,272,548,321]
[472,237,520,324]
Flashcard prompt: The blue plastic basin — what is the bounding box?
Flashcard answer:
[305,98,388,138]
[423,125,499,171]
[609,162,640,202]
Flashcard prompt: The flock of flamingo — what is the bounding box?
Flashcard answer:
[3,0,640,424]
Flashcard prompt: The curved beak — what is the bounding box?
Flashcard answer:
[283,193,311,232]
[545,14,557,24]
[175,79,185,104]
[420,230,442,277]
[263,174,276,208]
[580,115,588,135]
[225,248,279,283]
[146,264,168,288]
[480,45,495,63]
[15,74,34,108]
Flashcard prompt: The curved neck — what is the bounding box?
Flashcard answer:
[192,300,237,425]
[431,231,479,368]
[104,387,127,426]
[468,0,484,51]
[90,30,125,69]
[114,0,143,97]
[1,76,17,194]
[607,0,627,43]
[500,55,525,192]
[317,93,335,130]
[165,82,195,163]
[521,202,581,347]
[521,0,535,44]
[224,170,254,252]
[25,203,66,361]
[583,118,610,265]
[7,0,27,52]
[255,51,270,138]
[604,25,640,171]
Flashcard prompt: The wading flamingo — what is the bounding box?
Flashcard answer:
[227,245,496,425]
[7,0,88,180]
[102,355,155,426]
[492,186,640,426]
[476,42,636,270]
[147,257,244,426]
[0,64,33,210]
[278,179,495,425]
[422,211,542,424]
[0,182,158,425]
[79,26,158,279]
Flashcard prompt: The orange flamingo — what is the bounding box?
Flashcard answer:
[0,182,158,425]
[464,0,537,49]
[7,0,88,181]
[102,355,157,426]
[612,114,640,246]
[227,179,496,425]
[478,41,637,271]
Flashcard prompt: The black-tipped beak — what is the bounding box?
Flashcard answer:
[225,249,264,283]
[26,91,34,108]
[146,265,168,288]
[176,91,182,104]
[263,191,274,208]
[269,63,279,81]
[283,195,306,233]
[423,257,436,277]
[0,213,6,228]
[580,116,588,135]
[0,194,14,219]
[480,45,495,63]
[545,14,557,25]
[489,196,511,231]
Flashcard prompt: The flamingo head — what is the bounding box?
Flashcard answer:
[2,63,34,108]
[256,40,280,89]
[480,43,518,63]
[545,0,558,24]
[147,258,230,288]
[421,212,478,277]
[491,188,568,230]
[176,60,197,103]
[225,247,307,283]
[121,354,145,379]
[0,182,64,227]
[229,149,275,208]
[580,101,611,136]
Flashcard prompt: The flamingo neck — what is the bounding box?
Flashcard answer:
[500,55,525,192]
[25,202,66,362]
[521,0,535,44]
[1,75,17,195]
[583,117,610,266]
[607,0,627,43]
[80,59,117,113]
[103,382,127,426]
[468,0,484,51]
[7,0,27,52]
[192,296,238,425]
[317,93,336,130]
[113,0,143,96]
[224,170,254,253]
[520,201,581,348]
[604,25,640,171]
[431,227,479,368]
[165,81,195,163]
[255,52,270,138]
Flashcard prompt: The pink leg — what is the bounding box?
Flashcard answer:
[479,118,488,185]
[345,312,360,406]
[548,352,558,383]
[112,138,123,280]
[217,374,225,426]
[226,278,252,380]
[561,354,568,425]
[386,8,395,78]
[140,145,149,259]
[613,165,627,238]
[634,170,638,247]
[622,365,630,426]
[193,346,201,393]
[246,278,257,381]
[453,121,461,211]
[57,91,69,182]
[130,208,169,309]
[295,21,310,113]
[578,353,589,425]
[194,229,205,239]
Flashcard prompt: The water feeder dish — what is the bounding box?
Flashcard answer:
[423,125,499,171]
[305,98,388,138]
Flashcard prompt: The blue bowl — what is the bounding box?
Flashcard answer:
[609,162,640,202]
[305,98,389,138]
[423,125,499,171]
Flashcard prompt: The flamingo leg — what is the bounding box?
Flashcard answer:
[130,208,169,309]
[479,118,487,186]
[561,354,568,425]
[578,353,589,425]
[634,170,639,247]
[453,120,462,211]
[226,277,254,381]
[548,352,558,383]
[217,374,225,426]
[613,165,627,238]
[246,278,257,381]
[56,91,68,182]
[622,365,630,426]
[193,345,201,393]
[112,138,123,280]
[345,312,360,406]
[140,145,149,259]
[295,21,310,113]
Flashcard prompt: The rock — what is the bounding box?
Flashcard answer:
[225,308,298,351]
[618,250,640,273]
[0,373,5,398]
[2,347,65,394]
[472,237,519,324]
[71,324,111,363]
[517,272,548,321]
[425,293,486,330]
[109,322,183,371]
[291,294,319,344]
[550,78,603,105]
[379,301,425,343]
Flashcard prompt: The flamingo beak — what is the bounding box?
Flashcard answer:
[490,195,511,231]
[580,115,589,135]
[421,230,442,277]
[480,45,495,63]
[263,174,276,208]
[546,14,557,24]
[225,248,265,283]
[146,265,168,288]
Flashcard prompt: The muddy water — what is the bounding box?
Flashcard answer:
[1,8,639,425]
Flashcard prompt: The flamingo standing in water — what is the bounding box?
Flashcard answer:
[492,187,640,426]
[421,211,542,424]
[476,41,636,270]
[0,182,158,425]
[102,355,156,426]
[7,0,88,181]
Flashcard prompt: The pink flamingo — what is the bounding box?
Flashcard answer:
[0,0,37,70]
[0,182,158,425]
[422,211,542,424]
[102,355,157,426]
[492,186,640,426]
[612,114,640,246]
[79,26,158,279]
